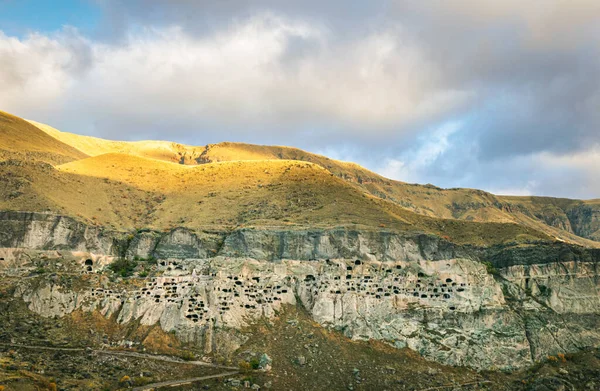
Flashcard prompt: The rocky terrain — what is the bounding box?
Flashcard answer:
[1,110,600,390]
[1,212,599,373]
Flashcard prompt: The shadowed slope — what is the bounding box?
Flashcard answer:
[52,153,550,245]
[499,196,600,242]
[0,112,591,246]
[0,111,88,164]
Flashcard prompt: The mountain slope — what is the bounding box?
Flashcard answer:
[192,142,600,245]
[0,111,592,247]
[499,196,600,241]
[26,120,600,244]
[29,120,204,164]
[0,111,88,164]
[55,152,548,245]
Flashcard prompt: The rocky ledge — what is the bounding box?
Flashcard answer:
[1,211,599,371]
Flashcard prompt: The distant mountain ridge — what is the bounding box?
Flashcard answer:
[0,109,597,247]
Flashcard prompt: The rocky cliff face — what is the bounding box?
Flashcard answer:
[2,211,600,371]
[0,211,462,261]
[566,204,600,241]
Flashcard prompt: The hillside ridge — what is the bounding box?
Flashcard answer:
[0,110,594,247]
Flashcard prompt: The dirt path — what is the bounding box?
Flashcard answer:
[416,380,492,391]
[94,350,238,370]
[0,343,238,370]
[0,342,85,352]
[131,371,239,391]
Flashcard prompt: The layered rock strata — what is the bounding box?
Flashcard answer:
[2,211,599,370]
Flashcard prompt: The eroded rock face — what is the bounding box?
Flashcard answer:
[566,205,600,241]
[502,261,600,314]
[11,255,600,370]
[0,212,472,262]
[2,211,600,370]
[0,211,114,253]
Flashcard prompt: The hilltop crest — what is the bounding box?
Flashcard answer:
[0,110,593,246]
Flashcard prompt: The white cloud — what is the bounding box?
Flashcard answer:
[378,121,461,183]
[486,184,536,197]
[533,148,600,198]
[537,148,600,170]
[0,31,80,114]
[0,14,467,139]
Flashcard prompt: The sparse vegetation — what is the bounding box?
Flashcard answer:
[34,266,47,274]
[180,351,196,361]
[538,284,551,297]
[3,110,596,247]
[483,261,499,275]
[238,360,252,373]
[108,258,138,278]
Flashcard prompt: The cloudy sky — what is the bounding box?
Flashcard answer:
[1,0,599,199]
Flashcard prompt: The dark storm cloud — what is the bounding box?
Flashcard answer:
[100,0,599,159]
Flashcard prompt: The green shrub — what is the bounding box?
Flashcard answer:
[482,261,498,275]
[250,358,260,370]
[538,284,551,297]
[180,351,196,361]
[108,258,138,278]
[239,360,252,372]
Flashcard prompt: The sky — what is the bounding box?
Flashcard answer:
[1,0,599,199]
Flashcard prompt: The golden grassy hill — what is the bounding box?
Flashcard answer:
[0,111,88,164]
[56,153,408,231]
[195,143,526,224]
[192,142,600,245]
[0,145,547,245]
[29,120,205,164]
[25,120,598,244]
[0,110,595,247]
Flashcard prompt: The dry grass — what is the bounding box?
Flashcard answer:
[29,119,204,164]
[0,159,159,230]
[0,111,88,165]
[0,149,548,245]
[197,143,600,246]
[0,111,592,246]
[55,153,414,232]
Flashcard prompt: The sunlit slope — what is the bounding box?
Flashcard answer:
[200,143,518,221]
[0,111,88,164]
[0,159,158,229]
[4,112,595,245]
[56,153,415,231]
[500,196,600,242]
[25,120,584,240]
[29,120,204,164]
[52,153,550,245]
[199,142,600,244]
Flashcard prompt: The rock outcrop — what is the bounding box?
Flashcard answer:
[566,204,600,241]
[2,211,600,370]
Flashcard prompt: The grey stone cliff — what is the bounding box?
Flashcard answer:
[1,211,599,370]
